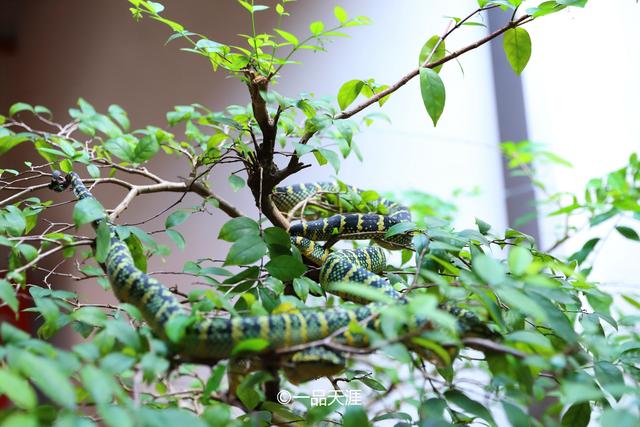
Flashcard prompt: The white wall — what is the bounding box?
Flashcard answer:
[522,1,640,292]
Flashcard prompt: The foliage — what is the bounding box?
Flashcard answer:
[3,1,639,426]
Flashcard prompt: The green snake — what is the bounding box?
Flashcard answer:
[50,172,489,382]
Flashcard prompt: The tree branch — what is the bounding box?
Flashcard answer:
[245,70,275,145]
[336,13,531,120]
[94,159,163,183]
[6,239,93,276]
[108,179,245,220]
[462,337,527,358]
[188,179,245,218]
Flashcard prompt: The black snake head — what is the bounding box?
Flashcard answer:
[48,170,70,192]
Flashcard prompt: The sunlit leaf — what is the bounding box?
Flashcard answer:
[503,27,531,75]
[419,68,445,126]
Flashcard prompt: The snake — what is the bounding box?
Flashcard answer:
[50,172,490,383]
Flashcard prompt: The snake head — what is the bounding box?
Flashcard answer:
[48,170,69,192]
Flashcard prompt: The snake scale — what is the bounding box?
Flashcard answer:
[50,172,490,382]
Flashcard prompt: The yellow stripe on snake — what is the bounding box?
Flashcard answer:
[50,172,491,383]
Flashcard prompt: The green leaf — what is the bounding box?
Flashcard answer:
[204,363,227,395]
[59,158,73,174]
[99,406,134,427]
[3,205,27,236]
[145,1,165,13]
[556,0,587,6]
[497,287,547,321]
[87,164,101,179]
[108,104,129,131]
[599,409,637,427]
[503,27,532,75]
[9,102,34,117]
[590,208,617,226]
[445,390,496,427]
[334,6,348,23]
[165,209,190,228]
[508,246,532,276]
[569,237,599,265]
[561,402,591,427]
[104,137,135,162]
[419,68,446,126]
[473,254,506,285]
[228,174,245,192]
[14,351,76,409]
[527,3,567,17]
[419,36,446,72]
[165,315,193,343]
[73,197,106,226]
[274,28,299,46]
[223,266,260,285]
[236,371,271,410]
[232,338,270,356]
[1,413,38,427]
[327,282,395,304]
[265,255,307,281]
[166,229,186,250]
[411,337,452,365]
[140,353,169,383]
[385,221,417,238]
[475,218,491,235]
[133,135,159,163]
[343,406,370,427]
[95,221,111,263]
[100,353,136,374]
[360,377,386,391]
[0,279,19,313]
[338,80,364,110]
[0,133,32,156]
[58,139,76,158]
[615,226,640,241]
[506,330,552,353]
[502,402,529,427]
[594,361,624,391]
[219,217,260,242]
[81,365,115,404]
[106,319,141,350]
[72,306,108,327]
[263,227,291,250]
[141,409,208,427]
[316,148,341,173]
[293,277,310,301]
[225,235,267,266]
[0,368,37,409]
[125,233,147,273]
[531,294,577,343]
[309,20,325,35]
[1,322,29,343]
[17,243,37,262]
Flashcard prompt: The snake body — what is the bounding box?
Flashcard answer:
[51,172,486,380]
[273,182,412,247]
[51,172,426,361]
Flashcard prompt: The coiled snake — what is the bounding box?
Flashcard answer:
[50,172,490,383]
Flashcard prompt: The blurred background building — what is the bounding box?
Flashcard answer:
[1,0,639,329]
